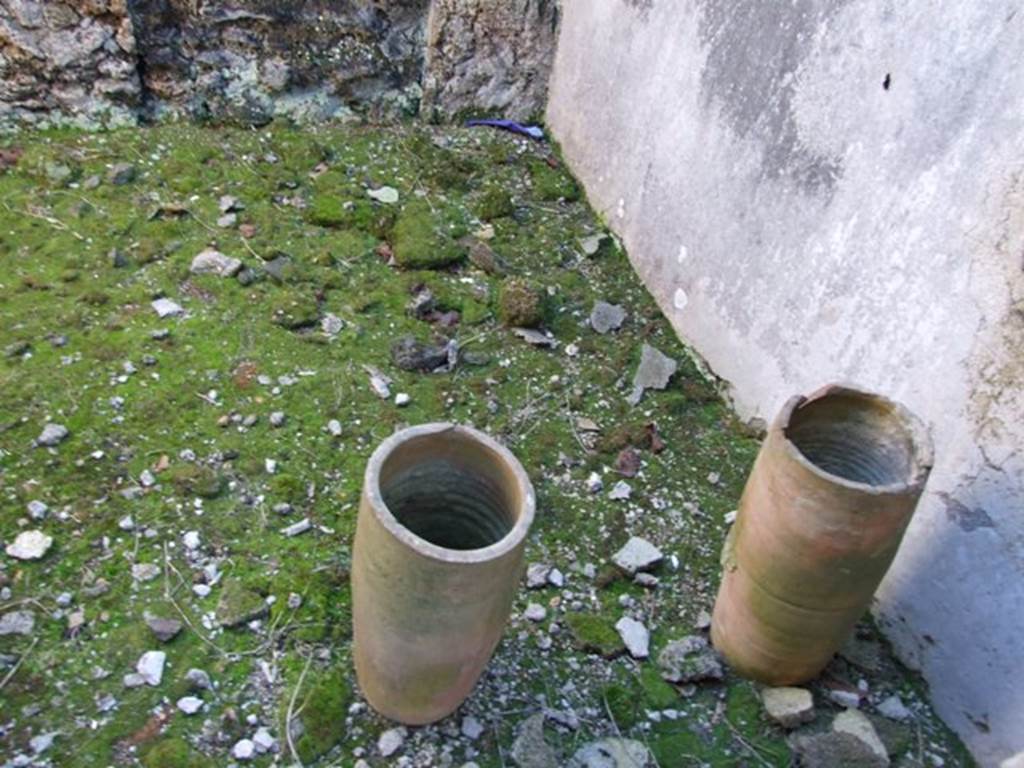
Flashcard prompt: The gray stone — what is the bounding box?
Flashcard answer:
[833,710,890,765]
[26,500,48,520]
[391,336,450,372]
[190,248,242,277]
[524,603,547,622]
[37,423,69,446]
[590,301,627,334]
[762,686,815,729]
[627,344,678,405]
[526,563,552,589]
[0,610,35,637]
[367,186,399,204]
[151,298,183,318]
[145,615,183,643]
[423,0,560,121]
[177,695,203,714]
[510,713,559,768]
[461,715,485,740]
[658,635,724,683]
[615,616,650,659]
[378,726,406,757]
[252,727,277,753]
[321,313,344,336]
[136,650,166,686]
[512,328,557,347]
[282,518,312,537]
[830,689,863,709]
[106,162,136,185]
[789,732,888,768]
[132,563,160,582]
[233,738,255,761]
[29,733,56,754]
[186,668,212,690]
[262,255,292,283]
[580,233,610,257]
[612,536,663,574]
[876,695,911,722]
[269,411,286,427]
[608,480,632,501]
[5,530,53,560]
[219,195,243,213]
[568,738,652,768]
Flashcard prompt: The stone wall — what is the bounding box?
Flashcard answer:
[421,0,560,121]
[0,0,141,129]
[547,1,1024,765]
[0,0,560,130]
[128,0,428,124]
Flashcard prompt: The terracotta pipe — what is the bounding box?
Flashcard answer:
[711,385,932,684]
[352,422,536,724]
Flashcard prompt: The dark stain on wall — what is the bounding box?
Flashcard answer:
[698,0,846,193]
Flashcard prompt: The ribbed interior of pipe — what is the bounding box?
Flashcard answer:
[785,393,916,486]
[382,459,514,550]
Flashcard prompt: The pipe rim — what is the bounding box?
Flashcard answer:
[363,422,536,564]
[776,384,933,495]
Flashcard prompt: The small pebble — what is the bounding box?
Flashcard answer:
[177,696,204,715]
[378,726,407,757]
[524,603,547,622]
[233,738,255,761]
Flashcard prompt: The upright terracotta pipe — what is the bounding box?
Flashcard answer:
[352,422,535,724]
[711,385,932,684]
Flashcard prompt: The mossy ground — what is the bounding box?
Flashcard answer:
[0,122,973,767]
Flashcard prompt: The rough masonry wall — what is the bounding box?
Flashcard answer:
[421,0,560,121]
[0,0,559,130]
[1,0,141,129]
[547,1,1024,765]
[128,0,428,124]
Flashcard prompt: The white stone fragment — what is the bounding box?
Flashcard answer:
[282,518,312,537]
[177,696,204,715]
[461,715,485,740]
[5,530,53,560]
[253,727,277,753]
[877,694,911,721]
[526,563,551,589]
[612,536,663,575]
[233,738,255,760]
[608,480,632,501]
[136,650,166,686]
[615,616,650,659]
[27,500,49,520]
[378,727,407,757]
[833,709,890,765]
[151,298,184,318]
[190,248,242,277]
[37,423,69,446]
[524,603,547,622]
[761,687,815,729]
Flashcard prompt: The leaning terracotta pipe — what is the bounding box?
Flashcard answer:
[711,385,932,684]
[352,422,535,724]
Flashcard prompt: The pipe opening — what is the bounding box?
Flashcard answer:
[379,431,520,550]
[784,390,918,487]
